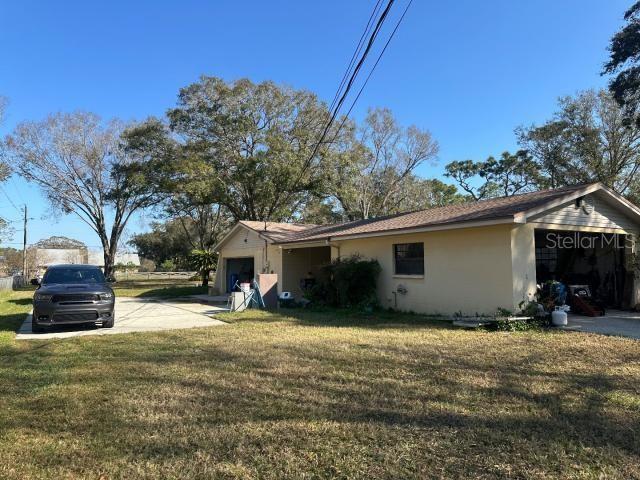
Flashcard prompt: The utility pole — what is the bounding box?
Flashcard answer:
[22,205,27,278]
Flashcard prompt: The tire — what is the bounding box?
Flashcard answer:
[31,321,45,333]
[102,314,114,328]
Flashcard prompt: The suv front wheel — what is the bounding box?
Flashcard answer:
[31,317,45,333]
[102,314,114,328]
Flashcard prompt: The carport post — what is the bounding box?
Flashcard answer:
[627,234,640,308]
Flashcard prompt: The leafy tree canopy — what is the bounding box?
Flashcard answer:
[166,76,346,222]
[604,1,640,124]
[518,90,640,202]
[4,112,160,277]
[129,218,198,269]
[330,107,440,220]
[445,151,541,200]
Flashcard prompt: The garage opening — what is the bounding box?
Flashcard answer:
[534,229,631,308]
[225,257,254,293]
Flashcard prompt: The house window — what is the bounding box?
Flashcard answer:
[394,243,424,275]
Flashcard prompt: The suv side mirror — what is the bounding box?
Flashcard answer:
[106,276,116,283]
[30,278,41,286]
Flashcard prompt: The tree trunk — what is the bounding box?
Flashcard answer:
[103,243,118,279]
[201,270,209,287]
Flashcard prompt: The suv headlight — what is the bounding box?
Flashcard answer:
[34,293,52,302]
[101,292,114,300]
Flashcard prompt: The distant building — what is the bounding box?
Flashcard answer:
[87,250,140,267]
[30,236,139,272]
[30,237,88,273]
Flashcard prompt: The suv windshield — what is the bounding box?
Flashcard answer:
[43,267,106,285]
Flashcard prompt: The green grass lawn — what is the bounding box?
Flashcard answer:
[113,279,206,298]
[0,289,34,346]
[0,295,639,479]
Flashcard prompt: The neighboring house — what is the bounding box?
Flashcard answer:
[212,183,640,315]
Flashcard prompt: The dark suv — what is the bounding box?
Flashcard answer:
[32,264,115,333]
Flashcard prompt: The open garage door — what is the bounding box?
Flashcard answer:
[534,229,630,308]
[225,257,254,293]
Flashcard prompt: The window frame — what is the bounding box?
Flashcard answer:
[393,242,425,277]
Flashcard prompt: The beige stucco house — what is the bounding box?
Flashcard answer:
[212,183,640,315]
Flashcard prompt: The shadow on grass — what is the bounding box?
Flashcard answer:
[6,333,637,470]
[0,309,638,477]
[112,285,207,299]
[8,298,32,306]
[0,312,26,334]
[222,306,454,330]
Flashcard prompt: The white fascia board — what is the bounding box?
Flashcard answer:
[276,240,329,249]
[596,187,640,223]
[520,183,602,221]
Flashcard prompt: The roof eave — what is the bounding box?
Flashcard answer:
[520,182,640,225]
[519,183,602,221]
[595,185,640,223]
[215,221,287,252]
[213,223,245,252]
[275,216,518,245]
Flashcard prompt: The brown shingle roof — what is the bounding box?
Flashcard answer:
[274,184,598,244]
[239,221,318,242]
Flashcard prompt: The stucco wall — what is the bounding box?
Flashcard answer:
[281,246,331,298]
[213,226,283,294]
[510,224,537,309]
[333,225,515,315]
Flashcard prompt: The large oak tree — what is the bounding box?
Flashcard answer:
[604,1,640,125]
[122,117,233,285]
[4,112,158,277]
[331,107,440,220]
[166,76,343,222]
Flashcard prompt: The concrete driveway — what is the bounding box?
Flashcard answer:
[566,309,640,340]
[17,297,227,340]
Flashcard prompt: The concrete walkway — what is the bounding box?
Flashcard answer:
[190,293,229,304]
[17,297,228,340]
[565,309,640,340]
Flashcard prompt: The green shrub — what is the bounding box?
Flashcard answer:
[139,258,156,272]
[158,259,176,272]
[307,255,381,308]
[494,316,549,332]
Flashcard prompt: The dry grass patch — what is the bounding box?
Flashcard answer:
[0,306,638,479]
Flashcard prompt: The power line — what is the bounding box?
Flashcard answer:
[0,184,20,213]
[325,0,395,129]
[303,0,397,170]
[332,0,414,138]
[8,175,26,205]
[272,0,409,217]
[328,0,384,114]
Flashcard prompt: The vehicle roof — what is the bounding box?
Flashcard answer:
[46,264,102,269]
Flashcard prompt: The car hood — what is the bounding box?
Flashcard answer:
[37,283,114,295]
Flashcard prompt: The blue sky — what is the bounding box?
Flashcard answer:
[0,0,630,248]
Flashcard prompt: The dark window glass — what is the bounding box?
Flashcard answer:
[43,267,106,285]
[394,243,424,275]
